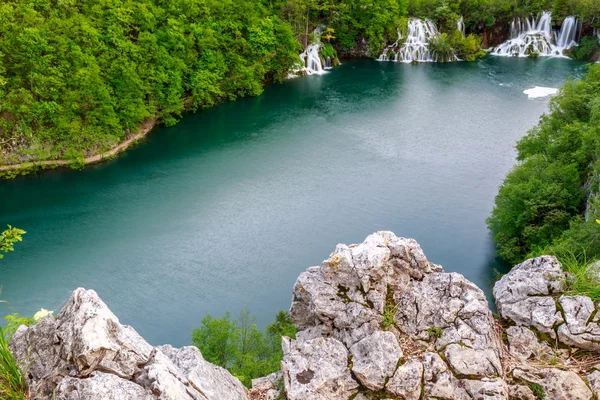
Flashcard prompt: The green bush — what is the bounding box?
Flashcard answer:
[569,36,600,62]
[192,309,296,388]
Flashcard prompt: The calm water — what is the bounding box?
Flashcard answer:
[0,57,586,346]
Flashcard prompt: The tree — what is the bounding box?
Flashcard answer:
[192,309,296,387]
[0,226,25,260]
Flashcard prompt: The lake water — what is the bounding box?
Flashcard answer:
[0,57,586,346]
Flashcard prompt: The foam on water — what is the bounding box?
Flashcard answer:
[524,86,559,99]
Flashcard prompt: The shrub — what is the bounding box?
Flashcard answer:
[192,309,296,388]
[0,326,27,400]
[569,36,600,62]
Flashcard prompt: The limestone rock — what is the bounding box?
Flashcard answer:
[285,232,504,400]
[586,370,600,398]
[506,326,552,360]
[556,295,600,351]
[158,345,248,400]
[421,352,470,399]
[9,288,248,400]
[385,360,423,399]
[443,344,501,377]
[461,378,509,400]
[250,372,284,400]
[349,331,402,390]
[282,334,358,400]
[513,366,593,400]
[55,372,154,400]
[508,384,536,400]
[494,256,565,336]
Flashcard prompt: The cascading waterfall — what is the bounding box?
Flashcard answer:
[378,18,457,63]
[492,12,580,57]
[298,27,327,75]
[457,16,466,38]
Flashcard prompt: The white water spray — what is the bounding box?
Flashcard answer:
[298,27,327,75]
[457,16,466,38]
[492,12,580,57]
[378,18,457,63]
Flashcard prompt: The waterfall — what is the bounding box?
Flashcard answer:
[299,44,326,75]
[324,56,332,69]
[378,19,457,63]
[556,16,579,49]
[457,16,466,38]
[492,12,579,57]
[298,27,327,75]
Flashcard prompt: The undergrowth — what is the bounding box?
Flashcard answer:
[0,326,27,400]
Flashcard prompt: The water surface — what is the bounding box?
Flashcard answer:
[0,57,586,346]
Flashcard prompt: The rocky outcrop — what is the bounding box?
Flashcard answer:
[283,231,504,399]
[494,256,600,352]
[279,232,600,400]
[9,288,248,400]
[12,232,600,400]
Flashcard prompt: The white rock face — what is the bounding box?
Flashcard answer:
[284,232,502,400]
[10,288,248,400]
[349,331,402,390]
[281,334,358,400]
[513,367,593,400]
[495,256,600,351]
[494,256,565,336]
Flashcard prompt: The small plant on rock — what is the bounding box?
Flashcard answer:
[526,382,546,400]
[427,327,443,339]
[382,304,398,330]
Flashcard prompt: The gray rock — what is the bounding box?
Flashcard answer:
[556,295,600,351]
[508,384,536,400]
[55,372,154,400]
[282,334,358,400]
[251,372,284,400]
[421,352,470,400]
[158,345,248,400]
[443,344,501,377]
[513,366,593,400]
[506,326,552,360]
[461,378,509,400]
[385,360,423,399]
[9,288,248,400]
[349,331,402,390]
[586,370,600,398]
[494,257,565,336]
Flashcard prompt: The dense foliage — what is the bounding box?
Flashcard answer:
[0,0,598,167]
[269,0,600,56]
[0,0,301,164]
[487,64,600,265]
[192,309,296,387]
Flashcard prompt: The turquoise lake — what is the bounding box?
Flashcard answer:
[0,57,587,346]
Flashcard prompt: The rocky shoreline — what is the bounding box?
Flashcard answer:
[10,232,600,399]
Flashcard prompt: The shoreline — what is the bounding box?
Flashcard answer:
[0,117,159,176]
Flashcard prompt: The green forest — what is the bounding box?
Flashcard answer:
[488,63,600,296]
[0,0,598,169]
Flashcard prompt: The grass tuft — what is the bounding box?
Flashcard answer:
[0,326,27,400]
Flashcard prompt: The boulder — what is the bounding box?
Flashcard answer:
[513,367,593,400]
[349,331,402,390]
[494,257,565,336]
[9,288,248,400]
[281,334,358,400]
[506,326,552,360]
[284,232,504,399]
